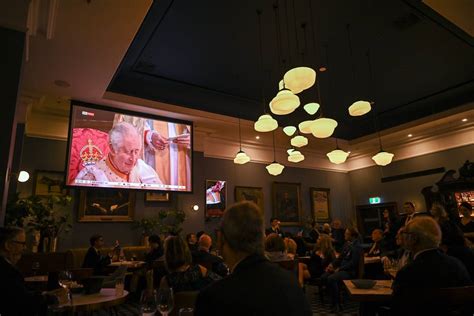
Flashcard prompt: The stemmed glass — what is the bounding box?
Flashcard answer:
[58,271,73,305]
[140,289,157,316]
[157,287,174,316]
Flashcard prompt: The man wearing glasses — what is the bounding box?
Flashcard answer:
[0,226,66,315]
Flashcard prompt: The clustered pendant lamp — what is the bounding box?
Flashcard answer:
[290,134,308,148]
[288,149,305,163]
[266,131,285,176]
[371,117,394,166]
[327,138,349,164]
[234,118,251,165]
[345,24,371,117]
[254,10,278,133]
[310,117,338,138]
[284,67,316,94]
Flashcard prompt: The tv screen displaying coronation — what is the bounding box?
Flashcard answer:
[65,102,193,192]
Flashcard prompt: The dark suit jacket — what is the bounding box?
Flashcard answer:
[82,247,111,275]
[0,256,56,316]
[192,249,228,277]
[366,238,389,257]
[392,249,472,315]
[334,239,363,276]
[195,254,312,316]
[265,227,282,237]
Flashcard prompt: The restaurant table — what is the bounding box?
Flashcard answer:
[344,280,393,315]
[25,275,49,291]
[364,256,381,264]
[109,261,145,268]
[25,275,49,282]
[55,288,129,313]
[298,256,311,265]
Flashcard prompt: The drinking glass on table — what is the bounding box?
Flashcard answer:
[140,289,157,316]
[58,271,73,304]
[31,261,40,276]
[157,287,174,316]
[179,307,194,316]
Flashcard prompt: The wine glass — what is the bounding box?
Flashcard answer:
[31,261,40,276]
[157,287,174,316]
[58,271,73,304]
[140,289,157,316]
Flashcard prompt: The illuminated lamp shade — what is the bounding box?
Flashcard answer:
[372,151,395,166]
[288,150,305,163]
[298,120,317,134]
[279,79,284,91]
[17,171,30,182]
[266,161,285,176]
[304,102,320,115]
[287,148,295,155]
[254,114,278,132]
[290,135,308,148]
[269,89,300,115]
[234,150,250,164]
[310,118,338,138]
[284,67,316,94]
[283,126,297,136]
[348,100,371,116]
[327,149,349,164]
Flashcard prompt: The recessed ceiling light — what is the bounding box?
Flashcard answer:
[408,134,413,137]
[461,118,468,122]
[319,66,327,72]
[255,136,260,140]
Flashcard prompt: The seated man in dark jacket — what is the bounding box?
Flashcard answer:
[321,227,363,312]
[195,202,312,316]
[0,227,66,316]
[82,234,112,275]
[145,234,163,264]
[392,216,472,315]
[192,234,228,277]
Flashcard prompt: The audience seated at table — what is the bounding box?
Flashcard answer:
[0,227,67,316]
[400,201,429,227]
[308,220,320,244]
[185,233,198,252]
[145,234,163,265]
[381,227,413,273]
[195,201,312,316]
[308,234,336,279]
[331,219,346,252]
[391,216,472,315]
[458,202,474,243]
[265,233,291,262]
[160,235,220,292]
[192,234,228,277]
[366,229,389,257]
[82,234,112,275]
[321,227,363,313]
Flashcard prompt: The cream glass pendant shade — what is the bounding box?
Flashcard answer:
[348,100,371,116]
[284,67,316,94]
[254,114,278,132]
[327,149,349,164]
[266,161,285,176]
[283,126,297,136]
[298,120,317,134]
[287,148,295,155]
[234,151,250,164]
[304,102,320,115]
[310,118,338,138]
[290,135,308,148]
[288,150,304,163]
[269,89,300,115]
[372,151,394,166]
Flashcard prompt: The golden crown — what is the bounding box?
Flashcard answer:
[79,139,103,166]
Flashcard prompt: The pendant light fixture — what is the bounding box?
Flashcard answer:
[310,117,338,138]
[234,118,251,165]
[304,102,320,115]
[288,150,305,163]
[283,126,297,136]
[346,24,371,117]
[290,134,308,148]
[254,10,278,132]
[372,125,394,166]
[327,138,349,164]
[266,131,285,176]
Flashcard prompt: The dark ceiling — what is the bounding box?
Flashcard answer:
[108,0,474,140]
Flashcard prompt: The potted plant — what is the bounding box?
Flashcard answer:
[133,217,161,246]
[133,209,186,246]
[7,194,72,252]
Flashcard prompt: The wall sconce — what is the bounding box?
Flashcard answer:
[192,204,199,212]
[10,170,30,183]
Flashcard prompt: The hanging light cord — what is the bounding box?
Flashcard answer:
[238,118,242,151]
[367,49,383,150]
[346,24,358,85]
[257,10,267,113]
[272,131,277,161]
[292,0,301,64]
[284,0,292,67]
[274,3,285,81]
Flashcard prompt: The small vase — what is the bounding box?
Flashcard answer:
[141,234,150,247]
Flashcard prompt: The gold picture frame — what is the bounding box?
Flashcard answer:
[145,192,170,202]
[78,189,135,222]
[310,187,330,222]
[272,182,302,226]
[235,186,264,215]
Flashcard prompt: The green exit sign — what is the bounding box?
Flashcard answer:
[369,197,381,204]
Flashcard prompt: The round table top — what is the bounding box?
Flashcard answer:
[24,275,48,282]
[57,288,128,312]
[109,260,145,268]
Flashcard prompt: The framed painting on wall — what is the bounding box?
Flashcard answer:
[235,186,264,214]
[272,182,302,226]
[145,192,170,202]
[310,187,330,222]
[78,189,135,222]
[34,170,66,196]
[205,180,226,219]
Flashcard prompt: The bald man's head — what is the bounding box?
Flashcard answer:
[199,234,212,251]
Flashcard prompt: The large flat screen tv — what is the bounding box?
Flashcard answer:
[65,102,192,192]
